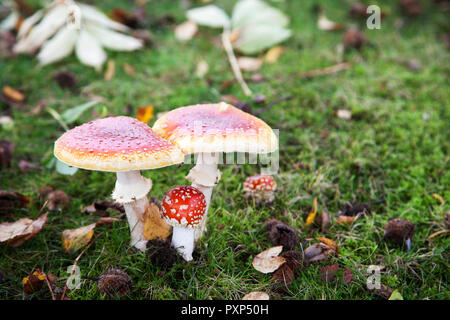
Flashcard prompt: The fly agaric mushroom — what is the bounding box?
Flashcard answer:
[243,174,277,203]
[153,102,278,240]
[54,116,184,251]
[161,185,206,261]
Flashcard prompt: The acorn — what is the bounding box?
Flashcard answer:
[98,268,132,298]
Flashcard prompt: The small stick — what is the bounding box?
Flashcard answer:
[44,275,55,300]
[292,62,352,79]
[61,234,99,300]
[221,29,252,97]
[183,248,208,300]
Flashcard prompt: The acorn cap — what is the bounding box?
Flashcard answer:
[153,102,278,155]
[161,185,207,228]
[54,116,184,172]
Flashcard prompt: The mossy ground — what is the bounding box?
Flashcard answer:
[0,0,448,300]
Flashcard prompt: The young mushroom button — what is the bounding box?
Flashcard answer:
[161,186,207,261]
[54,116,184,251]
[243,174,277,203]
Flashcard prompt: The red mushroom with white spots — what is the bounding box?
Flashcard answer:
[243,174,277,203]
[153,102,278,240]
[161,185,207,261]
[54,116,184,251]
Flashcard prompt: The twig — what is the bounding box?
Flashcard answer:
[221,29,252,97]
[44,275,55,300]
[61,234,100,300]
[253,95,294,115]
[183,248,208,300]
[291,62,353,79]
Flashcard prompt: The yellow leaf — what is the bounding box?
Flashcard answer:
[143,202,172,241]
[319,236,338,250]
[305,198,318,227]
[136,106,154,123]
[2,85,25,102]
[432,193,444,204]
[62,223,96,253]
[264,46,285,64]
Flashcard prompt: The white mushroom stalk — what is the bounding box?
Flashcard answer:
[112,170,152,251]
[13,0,143,68]
[171,226,196,261]
[186,152,221,241]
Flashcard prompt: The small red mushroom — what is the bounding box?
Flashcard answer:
[161,185,207,261]
[243,174,277,203]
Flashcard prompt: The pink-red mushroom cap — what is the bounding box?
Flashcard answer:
[161,186,207,228]
[244,175,277,193]
[54,116,184,172]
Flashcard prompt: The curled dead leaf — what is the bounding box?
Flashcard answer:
[252,245,286,274]
[62,223,96,253]
[0,212,48,247]
[242,291,269,300]
[136,106,154,124]
[304,240,337,264]
[0,190,30,212]
[143,202,172,241]
[23,269,46,295]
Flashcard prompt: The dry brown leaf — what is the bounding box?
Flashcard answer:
[62,223,96,253]
[174,21,198,41]
[143,202,172,241]
[136,106,154,124]
[237,56,263,71]
[123,63,136,76]
[337,215,357,224]
[242,291,270,300]
[0,190,30,212]
[304,241,337,264]
[23,269,46,295]
[2,85,25,102]
[305,197,318,226]
[264,46,285,64]
[317,14,343,31]
[0,212,48,247]
[104,60,115,81]
[252,245,286,273]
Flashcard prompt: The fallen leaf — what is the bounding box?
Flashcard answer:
[305,197,318,227]
[317,13,343,31]
[336,109,352,120]
[62,223,96,253]
[319,237,338,251]
[304,242,337,264]
[237,56,263,71]
[432,193,444,205]
[23,269,46,295]
[18,160,39,173]
[264,46,284,64]
[0,140,14,168]
[174,20,198,41]
[252,245,286,273]
[242,291,269,300]
[337,215,357,224]
[104,59,115,81]
[320,264,340,282]
[343,268,353,283]
[123,63,135,76]
[0,212,48,247]
[136,106,154,123]
[388,289,404,300]
[143,202,172,240]
[2,85,25,102]
[53,71,77,89]
[0,190,30,213]
[195,59,209,78]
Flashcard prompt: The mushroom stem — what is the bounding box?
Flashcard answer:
[171,226,195,261]
[186,153,220,241]
[112,170,152,251]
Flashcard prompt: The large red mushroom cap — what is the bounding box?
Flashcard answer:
[152,102,278,155]
[243,174,277,193]
[161,186,207,228]
[54,116,184,172]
